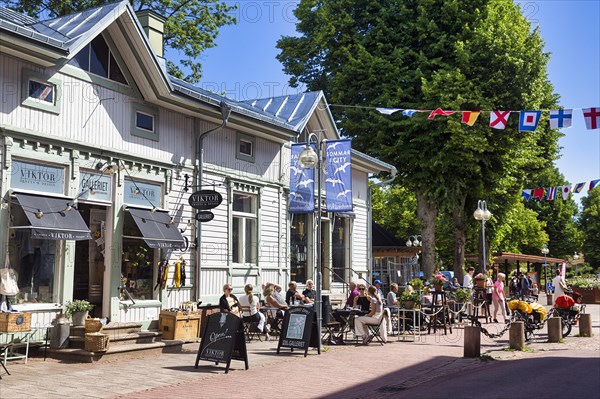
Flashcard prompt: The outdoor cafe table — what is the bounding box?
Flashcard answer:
[385,306,422,342]
[330,308,368,343]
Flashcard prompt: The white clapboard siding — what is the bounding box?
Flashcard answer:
[200,269,228,299]
[0,55,195,164]
[352,202,369,273]
[164,287,193,309]
[119,305,161,323]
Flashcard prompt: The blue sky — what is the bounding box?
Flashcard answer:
[200,1,600,194]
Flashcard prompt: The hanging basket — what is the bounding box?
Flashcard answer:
[85,332,110,352]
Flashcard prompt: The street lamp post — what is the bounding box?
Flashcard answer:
[541,244,549,291]
[473,200,492,273]
[406,235,422,281]
[298,133,323,352]
[573,252,580,276]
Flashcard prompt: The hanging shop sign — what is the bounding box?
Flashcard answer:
[11,160,65,194]
[78,172,112,202]
[195,211,214,223]
[188,190,222,210]
[124,179,161,208]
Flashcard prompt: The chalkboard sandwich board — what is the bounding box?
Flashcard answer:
[194,312,248,373]
[277,306,319,357]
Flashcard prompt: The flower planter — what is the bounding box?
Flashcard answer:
[474,279,485,288]
[402,300,416,310]
[71,311,89,326]
[433,284,444,292]
[572,287,600,304]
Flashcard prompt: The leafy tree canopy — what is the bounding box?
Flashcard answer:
[6,0,237,82]
[579,188,600,268]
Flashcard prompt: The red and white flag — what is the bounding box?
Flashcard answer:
[490,111,511,129]
[583,107,600,130]
[428,108,455,120]
[561,185,570,200]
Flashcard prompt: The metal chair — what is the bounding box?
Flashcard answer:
[0,343,12,379]
[240,306,262,342]
[365,315,386,346]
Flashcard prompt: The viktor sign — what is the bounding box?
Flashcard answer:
[189,190,222,210]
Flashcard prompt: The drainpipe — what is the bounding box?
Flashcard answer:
[194,101,232,301]
[366,167,397,283]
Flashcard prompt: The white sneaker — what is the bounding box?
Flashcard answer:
[265,324,271,334]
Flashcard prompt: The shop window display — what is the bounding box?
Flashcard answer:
[122,211,156,300]
[8,204,57,304]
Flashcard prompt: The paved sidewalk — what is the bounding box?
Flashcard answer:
[1,305,598,398]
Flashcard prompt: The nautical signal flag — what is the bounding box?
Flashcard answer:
[590,179,600,191]
[583,107,600,130]
[546,186,557,201]
[532,187,545,200]
[561,185,570,200]
[461,111,481,126]
[573,183,586,193]
[519,111,542,132]
[521,189,532,201]
[490,111,511,129]
[428,108,455,120]
[403,109,420,117]
[376,108,401,115]
[549,109,573,129]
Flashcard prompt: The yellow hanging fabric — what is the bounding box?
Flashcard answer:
[174,261,181,288]
[161,261,169,289]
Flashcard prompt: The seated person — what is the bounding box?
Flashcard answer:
[302,279,316,303]
[263,283,288,319]
[345,282,360,309]
[353,283,371,312]
[531,283,539,299]
[354,285,387,344]
[286,281,308,305]
[238,283,270,338]
[450,277,461,291]
[219,284,240,316]
[386,283,400,306]
[333,281,360,324]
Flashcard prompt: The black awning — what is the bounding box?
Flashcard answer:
[128,208,186,249]
[15,193,92,240]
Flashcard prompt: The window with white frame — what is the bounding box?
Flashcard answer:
[236,132,256,162]
[21,70,62,114]
[232,192,258,265]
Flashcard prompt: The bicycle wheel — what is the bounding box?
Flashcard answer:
[562,320,572,337]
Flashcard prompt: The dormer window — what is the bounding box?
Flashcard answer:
[70,34,127,85]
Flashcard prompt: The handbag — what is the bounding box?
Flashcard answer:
[0,254,19,296]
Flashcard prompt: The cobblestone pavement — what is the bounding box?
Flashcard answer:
[1,305,598,399]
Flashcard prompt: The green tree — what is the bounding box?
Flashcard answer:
[371,183,419,239]
[580,188,600,269]
[6,0,237,83]
[277,0,560,277]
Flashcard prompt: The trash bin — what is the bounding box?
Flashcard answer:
[546,294,554,306]
[50,314,70,349]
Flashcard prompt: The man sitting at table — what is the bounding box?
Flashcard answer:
[286,281,308,305]
[387,283,400,306]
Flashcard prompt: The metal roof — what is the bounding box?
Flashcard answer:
[241,92,322,132]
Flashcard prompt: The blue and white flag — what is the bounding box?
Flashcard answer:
[519,110,542,132]
[521,189,532,201]
[324,139,353,212]
[376,107,401,115]
[402,109,420,117]
[549,109,573,129]
[289,143,315,213]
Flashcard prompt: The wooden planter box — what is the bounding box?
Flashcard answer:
[158,311,201,341]
[0,312,32,332]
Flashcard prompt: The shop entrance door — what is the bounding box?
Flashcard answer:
[74,205,106,317]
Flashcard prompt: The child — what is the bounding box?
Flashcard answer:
[531,282,539,299]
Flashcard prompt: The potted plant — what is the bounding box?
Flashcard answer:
[408,278,424,292]
[473,273,487,288]
[400,290,420,309]
[65,300,94,326]
[430,273,448,292]
[455,288,471,303]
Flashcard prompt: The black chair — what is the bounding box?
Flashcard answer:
[240,306,262,342]
[0,343,12,379]
[365,315,386,345]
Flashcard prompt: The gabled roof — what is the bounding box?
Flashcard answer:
[372,222,405,248]
[0,1,128,54]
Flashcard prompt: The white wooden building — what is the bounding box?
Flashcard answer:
[0,1,395,331]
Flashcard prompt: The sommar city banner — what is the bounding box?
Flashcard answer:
[289,139,353,213]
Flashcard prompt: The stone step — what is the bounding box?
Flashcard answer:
[69,331,163,349]
[70,322,143,338]
[45,340,185,363]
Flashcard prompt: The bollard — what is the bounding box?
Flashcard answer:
[547,317,562,342]
[464,326,481,358]
[546,294,554,305]
[509,321,525,350]
[579,313,593,337]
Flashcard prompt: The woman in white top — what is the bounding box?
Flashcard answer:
[354,285,388,344]
[238,284,270,337]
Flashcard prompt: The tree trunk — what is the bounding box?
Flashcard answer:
[416,192,438,279]
[452,196,467,284]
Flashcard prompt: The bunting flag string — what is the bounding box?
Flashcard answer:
[521,179,599,202]
[332,104,600,130]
